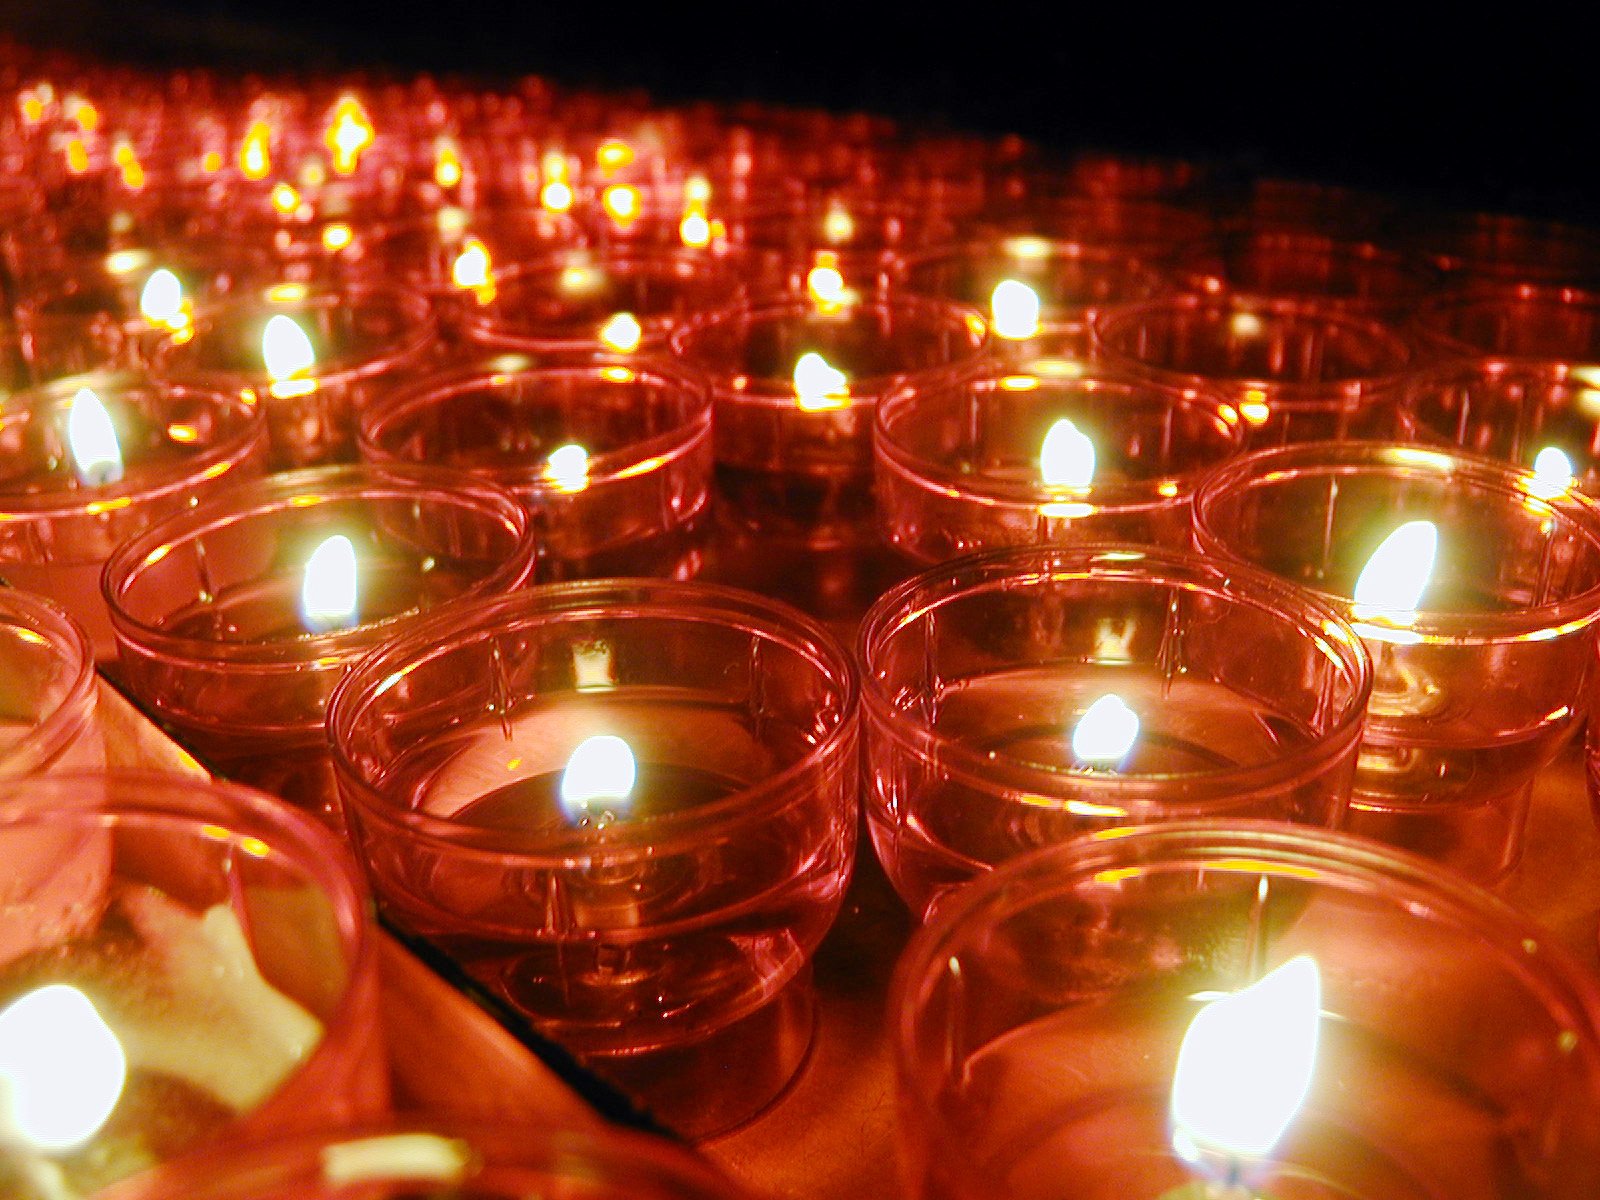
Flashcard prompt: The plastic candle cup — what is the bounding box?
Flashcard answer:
[358,358,713,581]
[1093,295,1415,446]
[94,1120,756,1200]
[0,370,269,659]
[100,465,536,822]
[671,295,989,545]
[892,822,1600,1200]
[1194,441,1600,883]
[328,581,859,1138]
[0,773,387,1200]
[0,591,103,778]
[153,282,437,469]
[874,362,1243,564]
[857,544,1372,919]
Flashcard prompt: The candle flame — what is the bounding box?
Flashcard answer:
[325,95,375,175]
[300,534,359,634]
[544,443,591,493]
[602,184,641,227]
[64,138,90,175]
[1070,693,1138,765]
[822,202,855,244]
[66,388,124,487]
[139,268,187,330]
[263,314,316,382]
[1171,956,1321,1173]
[451,237,492,290]
[1230,311,1264,339]
[684,175,711,205]
[434,140,463,188]
[990,279,1042,340]
[793,351,850,413]
[200,148,223,174]
[322,222,354,252]
[1528,446,1577,500]
[807,253,850,309]
[680,209,711,248]
[598,312,643,353]
[1352,520,1437,620]
[270,181,300,215]
[596,138,634,173]
[240,121,272,180]
[559,733,636,821]
[541,179,574,213]
[1040,418,1095,489]
[0,984,127,1153]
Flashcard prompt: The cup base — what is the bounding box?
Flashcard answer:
[1344,779,1532,885]
[584,964,817,1141]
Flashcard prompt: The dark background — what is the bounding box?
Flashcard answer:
[2,1,1593,223]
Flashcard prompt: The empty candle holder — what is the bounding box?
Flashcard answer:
[154,282,437,469]
[328,580,859,1138]
[875,362,1243,564]
[0,370,268,659]
[101,464,536,822]
[893,822,1600,1200]
[358,358,713,580]
[1094,294,1416,446]
[0,591,103,778]
[672,295,988,545]
[902,237,1164,358]
[0,772,387,1200]
[858,544,1372,919]
[1194,441,1600,882]
[462,247,733,357]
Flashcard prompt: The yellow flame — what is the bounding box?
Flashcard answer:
[1040,418,1095,489]
[1528,446,1577,500]
[559,734,636,820]
[66,96,98,133]
[822,202,855,244]
[1352,520,1437,621]
[325,95,375,175]
[66,388,124,487]
[0,985,127,1153]
[263,314,316,382]
[322,222,354,252]
[602,184,641,227]
[240,121,272,180]
[270,181,300,215]
[807,259,849,309]
[300,534,359,633]
[596,139,634,173]
[793,352,851,412]
[683,174,711,205]
[120,159,146,191]
[201,148,223,174]
[598,312,643,353]
[64,138,90,175]
[434,140,463,188]
[139,268,186,329]
[541,178,574,213]
[1070,694,1138,764]
[1239,387,1271,427]
[1171,956,1321,1172]
[680,210,711,248]
[1002,235,1052,260]
[451,238,492,291]
[991,279,1042,341]
[1231,311,1264,339]
[544,443,591,493]
[18,90,45,126]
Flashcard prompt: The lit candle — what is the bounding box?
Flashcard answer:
[300,535,360,635]
[1069,693,1137,766]
[990,279,1042,341]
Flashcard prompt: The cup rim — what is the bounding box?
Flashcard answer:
[100,463,538,666]
[328,578,860,860]
[0,590,97,776]
[856,542,1374,808]
[1192,439,1600,641]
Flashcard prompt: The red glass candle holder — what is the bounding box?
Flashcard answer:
[462,248,733,357]
[901,237,1164,358]
[0,772,386,1198]
[894,822,1600,1200]
[858,545,1372,919]
[99,1120,753,1200]
[1414,282,1600,364]
[979,194,1214,262]
[328,581,859,1138]
[672,295,988,544]
[875,363,1243,564]
[1393,210,1600,287]
[0,591,102,777]
[1094,295,1415,445]
[714,199,953,294]
[101,465,536,821]
[358,358,713,580]
[154,282,437,469]
[1194,441,1600,882]
[0,370,268,658]
[1172,230,1440,317]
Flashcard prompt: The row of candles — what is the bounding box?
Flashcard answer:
[5,43,1600,1200]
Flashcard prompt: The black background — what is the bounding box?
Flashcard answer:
[2,2,1593,223]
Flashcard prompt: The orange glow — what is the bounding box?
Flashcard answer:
[451,237,495,304]
[822,202,855,244]
[680,210,711,248]
[434,140,463,188]
[270,182,300,215]
[596,139,634,173]
[112,141,136,167]
[683,174,712,205]
[64,139,90,175]
[325,95,375,175]
[541,179,574,213]
[322,222,354,252]
[120,159,147,191]
[598,311,643,353]
[18,90,44,125]
[240,121,272,180]
[66,96,99,132]
[200,149,224,174]
[602,184,641,227]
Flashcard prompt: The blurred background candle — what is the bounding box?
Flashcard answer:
[101,464,536,821]
[0,370,268,658]
[329,581,858,1138]
[893,823,1600,1200]
[858,545,1372,918]
[874,361,1243,564]
[1194,441,1600,882]
[154,282,436,468]
[359,358,713,580]
[0,774,386,1200]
